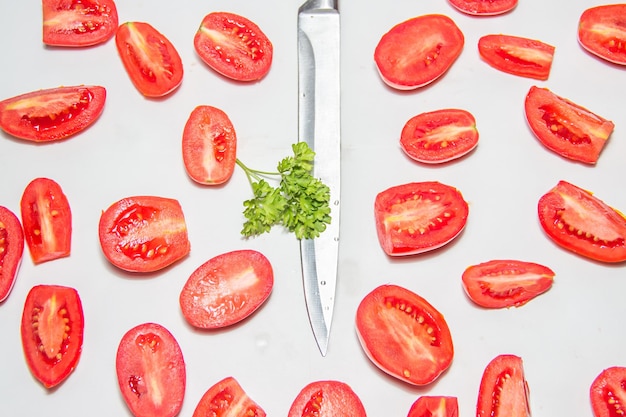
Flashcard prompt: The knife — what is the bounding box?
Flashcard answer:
[297,0,341,356]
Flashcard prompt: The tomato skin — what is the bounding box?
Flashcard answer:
[524,86,614,164]
[287,380,367,417]
[194,12,273,82]
[578,4,626,65]
[448,0,518,16]
[115,22,183,97]
[0,85,106,142]
[408,396,459,417]
[0,206,24,302]
[400,109,478,164]
[98,196,190,273]
[42,0,119,47]
[477,354,530,417]
[192,376,265,417]
[590,367,626,417]
[374,14,464,90]
[20,285,84,388]
[478,34,555,80]
[356,284,454,386]
[116,323,186,417]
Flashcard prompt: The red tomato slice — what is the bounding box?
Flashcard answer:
[524,86,614,164]
[538,180,626,263]
[182,105,238,185]
[287,380,367,417]
[400,109,478,164]
[374,181,469,256]
[448,0,518,16]
[20,178,72,264]
[20,285,84,388]
[194,12,273,82]
[192,376,265,417]
[42,0,119,47]
[462,259,555,308]
[98,196,190,273]
[356,284,454,386]
[477,354,530,417]
[0,206,24,302]
[116,323,186,417]
[180,250,273,329]
[478,34,555,80]
[115,22,183,97]
[0,85,106,142]
[578,4,626,66]
[408,396,459,417]
[590,367,626,417]
[374,14,464,90]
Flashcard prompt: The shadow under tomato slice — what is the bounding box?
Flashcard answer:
[288,380,366,417]
[477,354,530,417]
[192,376,265,417]
[0,206,24,302]
[590,366,626,417]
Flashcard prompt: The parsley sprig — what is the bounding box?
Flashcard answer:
[236,142,331,240]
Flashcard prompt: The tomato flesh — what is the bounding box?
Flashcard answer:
[287,380,367,417]
[448,0,518,15]
[192,376,265,417]
[0,206,24,302]
[477,354,530,417]
[578,4,626,65]
[590,367,626,417]
[478,34,555,80]
[408,396,459,417]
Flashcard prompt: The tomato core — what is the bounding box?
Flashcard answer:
[23,89,95,133]
[109,204,170,260]
[29,298,73,365]
[384,295,442,348]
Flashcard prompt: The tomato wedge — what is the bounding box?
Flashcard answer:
[524,86,614,164]
[374,14,464,90]
[462,259,555,308]
[20,285,84,388]
[192,376,265,417]
[42,0,119,47]
[448,0,518,16]
[98,196,190,273]
[116,323,186,417]
[400,109,478,164]
[0,85,106,142]
[194,12,273,82]
[182,105,237,185]
[355,284,454,386]
[477,354,530,417]
[287,380,367,417]
[590,366,626,417]
[578,4,626,66]
[538,180,626,263]
[0,206,24,302]
[478,34,555,80]
[20,177,72,264]
[374,181,469,256]
[408,396,459,417]
[115,22,183,97]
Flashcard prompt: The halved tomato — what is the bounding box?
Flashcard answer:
[477,354,530,417]
[590,366,626,417]
[182,105,237,185]
[478,34,555,80]
[355,284,454,386]
[0,206,24,302]
[374,181,469,256]
[578,4,626,66]
[192,376,265,417]
[538,180,626,263]
[115,22,183,97]
[374,14,464,90]
[116,323,186,417]
[98,196,190,273]
[448,0,518,16]
[194,12,273,82]
[20,285,84,388]
[0,85,106,142]
[400,109,478,164]
[524,86,614,164]
[180,250,273,329]
[408,396,458,417]
[20,177,72,264]
[462,260,555,308]
[42,0,119,47]
[287,380,366,417]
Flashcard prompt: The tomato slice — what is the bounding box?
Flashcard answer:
[400,109,478,164]
[538,180,626,263]
[0,206,24,302]
[116,323,186,417]
[20,178,72,264]
[524,86,614,164]
[98,196,190,273]
[355,284,454,386]
[478,34,555,80]
[182,105,238,185]
[448,0,518,16]
[20,285,84,388]
[476,354,530,417]
[194,12,273,82]
[590,367,626,417]
[192,376,265,417]
[374,181,469,256]
[374,14,464,90]
[287,380,367,417]
[462,260,555,308]
[578,4,626,66]
[115,22,183,97]
[42,0,118,47]
[408,396,459,417]
[0,85,106,142]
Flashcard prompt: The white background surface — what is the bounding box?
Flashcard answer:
[1,1,625,416]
